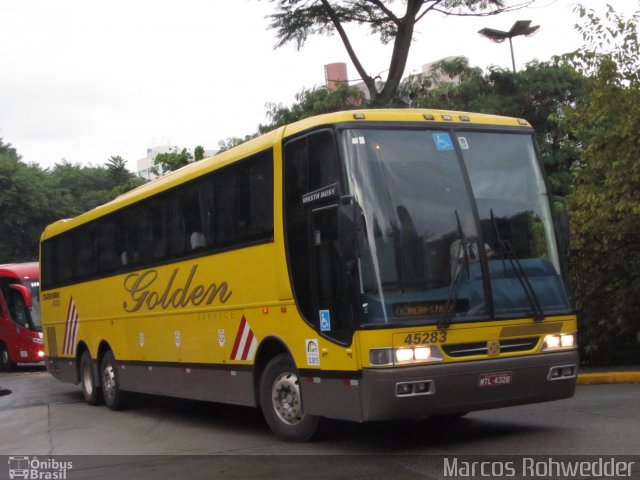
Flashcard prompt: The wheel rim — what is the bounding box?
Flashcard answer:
[102,362,117,400]
[82,360,93,396]
[1,349,8,367]
[271,371,304,425]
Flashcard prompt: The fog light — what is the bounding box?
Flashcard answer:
[37,351,45,358]
[562,366,574,377]
[397,383,412,395]
[415,382,429,393]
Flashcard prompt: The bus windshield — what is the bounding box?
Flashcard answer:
[341,128,571,326]
[22,280,42,330]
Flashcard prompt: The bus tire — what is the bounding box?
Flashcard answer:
[259,354,319,442]
[100,350,127,411]
[0,343,16,372]
[80,351,103,406]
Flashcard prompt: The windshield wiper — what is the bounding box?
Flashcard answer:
[439,211,468,330]
[490,209,544,321]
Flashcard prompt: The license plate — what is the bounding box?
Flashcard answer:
[479,371,512,387]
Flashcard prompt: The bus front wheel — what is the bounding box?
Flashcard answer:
[259,354,319,441]
[101,350,128,410]
[80,350,103,406]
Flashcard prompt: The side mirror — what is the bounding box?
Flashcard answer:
[8,284,33,309]
[337,203,364,260]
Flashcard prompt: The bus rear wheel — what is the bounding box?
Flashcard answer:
[0,343,16,372]
[101,350,128,410]
[80,351,103,405]
[259,354,319,441]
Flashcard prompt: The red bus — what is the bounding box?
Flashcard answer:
[0,262,44,370]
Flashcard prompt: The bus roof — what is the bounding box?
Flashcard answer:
[0,262,39,281]
[40,108,531,241]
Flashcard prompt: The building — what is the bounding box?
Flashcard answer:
[330,56,467,101]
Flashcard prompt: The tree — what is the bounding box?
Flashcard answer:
[194,145,205,162]
[399,56,586,196]
[0,139,66,262]
[216,83,364,151]
[260,83,365,132]
[263,0,535,105]
[563,5,640,361]
[105,155,130,186]
[154,148,192,172]
[217,134,259,154]
[49,160,115,216]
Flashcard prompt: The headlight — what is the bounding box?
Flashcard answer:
[370,346,443,366]
[542,333,576,351]
[31,337,44,345]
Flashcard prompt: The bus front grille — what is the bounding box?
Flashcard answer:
[443,337,539,357]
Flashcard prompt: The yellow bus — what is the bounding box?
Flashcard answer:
[40,109,578,441]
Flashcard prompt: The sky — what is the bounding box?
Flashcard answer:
[1,0,638,172]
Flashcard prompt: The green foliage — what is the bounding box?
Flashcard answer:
[0,140,63,262]
[260,84,365,133]
[154,148,193,172]
[399,56,586,196]
[105,155,130,185]
[0,140,147,262]
[216,84,364,152]
[194,145,205,162]
[216,134,260,154]
[564,4,640,356]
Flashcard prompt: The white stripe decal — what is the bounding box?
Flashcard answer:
[63,298,80,356]
[230,317,259,361]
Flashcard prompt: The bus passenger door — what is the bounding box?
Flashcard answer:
[310,205,358,347]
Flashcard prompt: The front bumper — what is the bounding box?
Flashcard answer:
[359,351,578,421]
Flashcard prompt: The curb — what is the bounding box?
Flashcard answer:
[577,371,640,385]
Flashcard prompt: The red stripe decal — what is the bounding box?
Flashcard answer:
[241,329,254,360]
[230,316,246,360]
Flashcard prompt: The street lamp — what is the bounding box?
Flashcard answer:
[478,20,540,73]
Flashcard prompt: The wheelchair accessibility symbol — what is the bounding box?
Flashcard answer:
[433,132,454,151]
[319,310,331,332]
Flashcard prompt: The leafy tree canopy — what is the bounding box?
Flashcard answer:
[154,148,193,172]
[262,0,535,104]
[0,140,147,262]
[564,4,640,359]
[194,145,205,162]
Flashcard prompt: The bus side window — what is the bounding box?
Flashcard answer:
[167,196,186,255]
[308,131,339,191]
[5,288,29,328]
[95,220,124,273]
[284,138,313,322]
[75,227,94,278]
[199,180,215,248]
[181,184,205,250]
[55,236,74,284]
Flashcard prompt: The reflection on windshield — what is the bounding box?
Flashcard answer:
[341,128,570,326]
[24,281,42,330]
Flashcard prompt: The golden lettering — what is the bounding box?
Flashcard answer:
[123,265,232,313]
